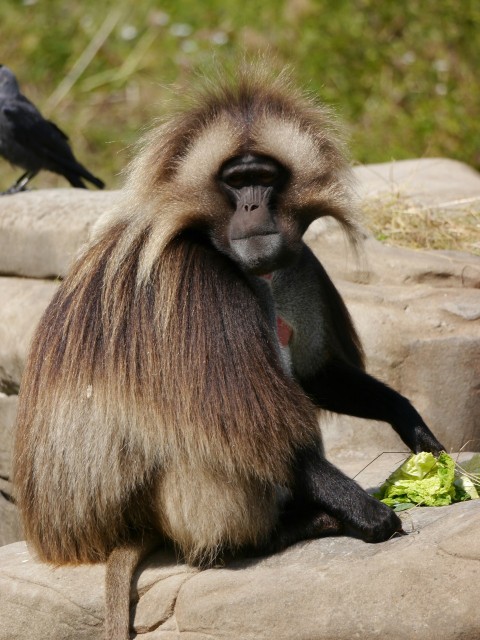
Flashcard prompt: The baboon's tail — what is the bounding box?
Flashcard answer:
[105,539,157,640]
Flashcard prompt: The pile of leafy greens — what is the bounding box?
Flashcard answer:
[375,452,480,512]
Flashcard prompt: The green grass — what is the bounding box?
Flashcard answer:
[1,0,479,202]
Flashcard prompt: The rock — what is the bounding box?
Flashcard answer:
[0,394,17,476]
[0,479,22,548]
[1,453,479,640]
[0,189,120,279]
[0,279,56,548]
[0,543,105,640]
[0,396,22,546]
[173,501,480,640]
[353,157,480,210]
[307,157,480,289]
[0,277,58,392]
[305,226,480,290]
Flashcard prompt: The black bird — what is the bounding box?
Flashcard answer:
[0,65,105,194]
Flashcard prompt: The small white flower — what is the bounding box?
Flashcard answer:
[120,25,138,41]
[150,11,170,27]
[433,59,449,73]
[170,23,193,38]
[181,40,198,53]
[400,51,416,65]
[211,31,228,46]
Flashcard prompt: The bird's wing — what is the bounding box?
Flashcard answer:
[2,97,104,189]
[3,99,75,162]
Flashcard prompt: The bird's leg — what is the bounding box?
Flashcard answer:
[1,170,37,195]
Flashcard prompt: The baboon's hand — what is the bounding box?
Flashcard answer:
[350,494,403,543]
[411,424,445,456]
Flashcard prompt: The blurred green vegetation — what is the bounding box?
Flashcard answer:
[1,0,479,191]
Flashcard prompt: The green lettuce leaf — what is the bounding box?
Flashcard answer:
[375,452,470,509]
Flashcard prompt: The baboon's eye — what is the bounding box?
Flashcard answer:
[219,153,288,192]
[257,172,276,185]
[225,174,245,188]
[225,170,276,189]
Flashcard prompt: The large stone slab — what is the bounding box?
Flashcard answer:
[353,157,480,209]
[0,395,21,547]
[1,452,479,640]
[0,394,17,477]
[0,479,22,549]
[0,189,120,279]
[0,277,58,394]
[305,226,480,290]
[173,501,480,640]
[0,395,21,546]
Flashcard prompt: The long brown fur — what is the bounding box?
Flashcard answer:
[13,64,359,636]
[14,226,322,562]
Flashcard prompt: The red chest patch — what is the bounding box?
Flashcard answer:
[259,273,293,347]
[276,315,293,347]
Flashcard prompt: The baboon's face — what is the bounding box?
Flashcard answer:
[211,153,304,275]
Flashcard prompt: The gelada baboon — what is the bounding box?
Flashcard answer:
[14,65,443,639]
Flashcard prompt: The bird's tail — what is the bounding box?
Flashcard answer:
[66,163,105,189]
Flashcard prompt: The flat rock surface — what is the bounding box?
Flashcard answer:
[0,277,58,394]
[0,396,20,548]
[352,157,480,209]
[0,189,120,278]
[0,394,17,477]
[1,453,479,640]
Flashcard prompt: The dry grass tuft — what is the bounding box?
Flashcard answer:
[362,193,480,255]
